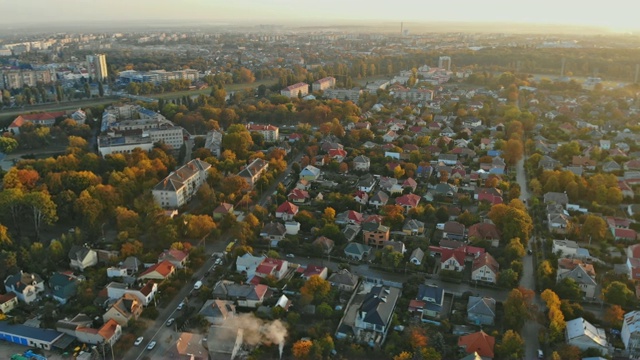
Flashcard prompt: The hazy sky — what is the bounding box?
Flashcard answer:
[4,0,640,31]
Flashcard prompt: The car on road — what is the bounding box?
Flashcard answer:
[134,337,144,346]
[286,253,295,258]
[527,249,533,255]
[194,280,203,290]
[166,318,175,327]
[177,302,185,310]
[147,341,157,350]
[214,258,223,266]
[538,349,544,359]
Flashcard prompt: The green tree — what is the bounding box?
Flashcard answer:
[554,277,582,301]
[300,275,331,305]
[505,238,526,263]
[581,215,607,243]
[0,137,18,154]
[503,287,534,331]
[497,269,519,288]
[603,281,634,306]
[24,191,58,240]
[496,330,525,360]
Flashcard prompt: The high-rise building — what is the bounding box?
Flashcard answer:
[86,54,108,82]
[438,56,451,71]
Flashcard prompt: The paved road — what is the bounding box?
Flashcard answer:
[516,156,544,359]
[124,151,302,360]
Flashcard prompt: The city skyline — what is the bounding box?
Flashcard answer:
[3,0,640,33]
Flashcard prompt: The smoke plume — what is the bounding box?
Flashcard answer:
[222,313,288,347]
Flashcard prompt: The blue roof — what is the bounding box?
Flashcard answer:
[0,322,63,342]
[138,108,156,117]
[417,284,444,304]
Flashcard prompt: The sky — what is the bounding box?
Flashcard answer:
[3,0,640,32]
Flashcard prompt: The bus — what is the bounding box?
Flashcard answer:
[225,241,235,253]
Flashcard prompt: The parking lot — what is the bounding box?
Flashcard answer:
[0,342,68,360]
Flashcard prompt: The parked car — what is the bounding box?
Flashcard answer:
[134,337,144,346]
[538,349,544,359]
[166,318,175,327]
[286,254,295,258]
[177,302,185,310]
[194,280,203,290]
[214,258,223,266]
[147,341,157,350]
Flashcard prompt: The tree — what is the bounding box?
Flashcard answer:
[120,240,144,258]
[292,339,313,360]
[300,275,331,305]
[316,302,333,319]
[24,191,57,240]
[381,246,404,269]
[503,287,534,331]
[605,305,625,328]
[603,281,634,306]
[554,277,582,300]
[505,238,526,263]
[581,215,607,243]
[542,289,566,343]
[497,269,519,288]
[184,214,216,239]
[0,137,18,154]
[322,207,336,223]
[496,330,525,360]
[0,224,12,247]
[502,139,524,166]
[393,352,413,360]
[408,327,428,350]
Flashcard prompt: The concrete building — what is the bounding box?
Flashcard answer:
[393,88,434,102]
[566,317,610,354]
[438,56,451,71]
[323,88,363,102]
[281,82,309,98]
[97,131,155,157]
[312,77,336,91]
[86,54,108,82]
[623,311,640,356]
[247,124,279,142]
[152,159,211,209]
[0,322,64,350]
[204,130,223,157]
[1,68,54,89]
[237,158,269,188]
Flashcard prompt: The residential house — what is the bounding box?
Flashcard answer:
[440,248,466,272]
[403,219,425,236]
[300,165,321,181]
[102,293,143,326]
[328,148,347,162]
[301,265,328,280]
[572,156,597,170]
[603,160,622,173]
[69,246,98,271]
[199,299,236,325]
[313,236,335,254]
[211,280,269,309]
[395,193,421,213]
[354,190,369,205]
[328,269,359,291]
[4,271,44,304]
[212,203,234,220]
[357,174,377,193]
[410,248,425,266]
[0,293,18,314]
[378,177,398,192]
[623,311,640,355]
[336,210,364,226]
[9,111,65,135]
[544,192,569,207]
[467,297,496,326]
[275,201,299,221]
[402,178,418,192]
[288,188,310,204]
[369,190,389,208]
[237,158,269,188]
[362,222,391,247]
[49,272,79,305]
[382,240,406,254]
[382,130,398,142]
[353,155,371,171]
[260,222,287,244]
[158,249,189,269]
[468,223,501,247]
[471,253,499,284]
[235,253,266,279]
[438,153,458,166]
[458,331,495,359]
[628,244,640,280]
[57,315,122,347]
[410,284,444,320]
[557,258,597,298]
[344,243,372,261]
[255,258,289,281]
[538,155,561,171]
[354,286,400,344]
[343,224,361,242]
[152,159,212,208]
[613,227,637,242]
[138,260,176,281]
[443,221,466,241]
[105,281,157,306]
[565,317,610,354]
[476,188,503,205]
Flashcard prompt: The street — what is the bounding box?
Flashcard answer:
[123,151,301,360]
[516,156,544,359]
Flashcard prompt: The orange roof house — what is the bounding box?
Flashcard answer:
[458,330,495,358]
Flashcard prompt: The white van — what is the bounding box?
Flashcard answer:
[194,280,203,290]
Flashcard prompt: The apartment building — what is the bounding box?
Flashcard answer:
[280,82,309,98]
[152,159,212,208]
[323,88,363,102]
[312,77,336,91]
[247,124,279,142]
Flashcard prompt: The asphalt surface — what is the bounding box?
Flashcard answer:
[123,151,302,360]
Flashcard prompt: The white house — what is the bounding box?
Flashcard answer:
[565,317,610,354]
[353,155,371,171]
[410,248,425,266]
[105,281,157,307]
[552,239,579,257]
[69,246,98,271]
[471,253,499,284]
[235,253,266,280]
[4,271,45,304]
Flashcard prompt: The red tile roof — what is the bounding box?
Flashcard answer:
[458,331,495,358]
[472,253,499,274]
[140,260,175,278]
[395,193,421,208]
[276,201,299,214]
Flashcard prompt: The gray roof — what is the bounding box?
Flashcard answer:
[544,192,569,205]
[212,280,266,301]
[69,245,92,262]
[261,222,286,236]
[328,269,359,287]
[4,271,43,292]
[344,243,372,256]
[154,159,211,191]
[369,190,389,204]
[238,158,268,179]
[467,296,496,318]
[358,286,400,327]
[410,248,425,262]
